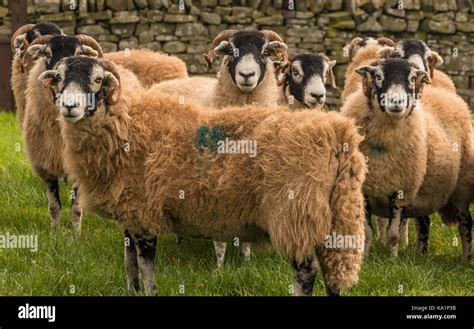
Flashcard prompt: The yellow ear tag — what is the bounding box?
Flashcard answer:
[423,77,432,84]
[273,48,283,61]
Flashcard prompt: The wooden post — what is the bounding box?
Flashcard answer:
[0,0,28,112]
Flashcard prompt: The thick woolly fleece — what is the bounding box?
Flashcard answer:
[342,45,385,102]
[11,56,28,129]
[431,69,456,92]
[341,85,472,219]
[62,77,367,292]
[104,48,188,87]
[150,76,217,107]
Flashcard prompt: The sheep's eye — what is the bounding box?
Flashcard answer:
[55,75,61,82]
[410,75,416,83]
[76,51,83,56]
[392,52,401,58]
[426,56,432,62]
[95,77,103,84]
[375,74,382,82]
[292,69,300,77]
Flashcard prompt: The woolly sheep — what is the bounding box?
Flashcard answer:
[340,59,472,259]
[152,29,290,267]
[104,48,188,87]
[41,56,367,296]
[342,37,395,102]
[277,53,337,109]
[378,39,455,92]
[22,34,109,230]
[10,22,63,129]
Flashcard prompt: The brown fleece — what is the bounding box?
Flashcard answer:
[150,76,216,107]
[342,45,385,102]
[11,56,28,129]
[60,64,367,291]
[341,86,472,220]
[104,48,188,87]
[432,69,456,92]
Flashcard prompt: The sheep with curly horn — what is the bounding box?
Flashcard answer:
[10,22,63,129]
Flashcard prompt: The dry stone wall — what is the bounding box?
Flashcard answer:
[0,0,473,108]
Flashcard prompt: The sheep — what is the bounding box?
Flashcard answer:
[378,39,456,92]
[276,53,337,109]
[342,36,395,102]
[439,145,474,260]
[152,29,290,267]
[41,56,367,296]
[340,58,472,259]
[104,48,188,87]
[152,30,288,111]
[10,22,63,129]
[21,34,107,230]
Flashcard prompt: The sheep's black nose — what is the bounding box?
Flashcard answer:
[239,71,256,79]
[63,104,77,112]
[311,93,324,100]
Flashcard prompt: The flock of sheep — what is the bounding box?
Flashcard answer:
[9,21,473,296]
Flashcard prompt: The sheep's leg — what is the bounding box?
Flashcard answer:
[46,177,61,228]
[213,241,227,269]
[376,217,388,243]
[415,216,430,254]
[387,206,402,257]
[241,242,251,262]
[134,233,158,296]
[457,211,472,261]
[291,257,317,296]
[70,185,83,232]
[399,217,409,247]
[363,196,373,257]
[124,230,140,293]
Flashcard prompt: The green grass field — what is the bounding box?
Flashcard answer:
[0,112,472,296]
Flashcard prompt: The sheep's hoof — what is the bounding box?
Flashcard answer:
[326,287,341,297]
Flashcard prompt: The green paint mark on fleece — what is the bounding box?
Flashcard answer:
[196,126,227,152]
[368,142,387,155]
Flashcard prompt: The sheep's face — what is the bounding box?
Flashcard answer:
[26,35,99,70]
[38,57,120,123]
[13,22,62,57]
[378,39,443,79]
[356,59,430,118]
[346,36,395,62]
[285,54,336,108]
[214,31,287,92]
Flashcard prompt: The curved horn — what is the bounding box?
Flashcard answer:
[202,29,238,69]
[75,34,104,57]
[11,24,35,54]
[261,30,289,70]
[320,53,337,92]
[377,37,395,47]
[96,58,121,105]
[21,35,53,67]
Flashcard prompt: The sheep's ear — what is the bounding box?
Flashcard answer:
[428,51,443,78]
[213,40,231,56]
[104,71,121,105]
[38,70,59,88]
[415,69,431,97]
[378,46,395,59]
[355,65,375,98]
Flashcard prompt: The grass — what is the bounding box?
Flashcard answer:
[0,111,472,296]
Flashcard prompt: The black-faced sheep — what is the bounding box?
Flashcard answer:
[42,56,367,296]
[10,22,63,129]
[378,39,455,92]
[341,59,472,259]
[22,34,108,230]
[104,48,188,87]
[342,36,395,101]
[277,53,337,109]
